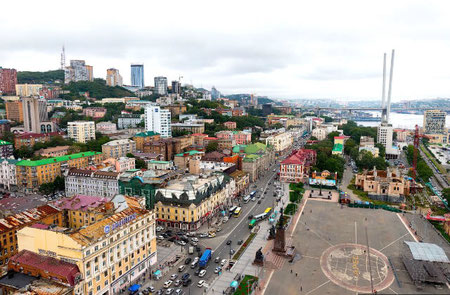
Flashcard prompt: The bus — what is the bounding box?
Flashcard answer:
[229,206,237,214]
[264,207,273,216]
[243,195,251,203]
[253,213,266,221]
[249,219,257,229]
[233,207,242,217]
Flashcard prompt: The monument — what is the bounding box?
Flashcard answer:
[272,208,286,254]
[253,247,264,266]
[268,225,276,240]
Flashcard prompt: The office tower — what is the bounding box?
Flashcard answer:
[67,121,96,143]
[144,105,171,138]
[211,86,221,100]
[377,125,394,149]
[172,80,180,94]
[154,76,168,95]
[0,67,17,95]
[5,101,23,122]
[423,110,446,134]
[22,97,48,133]
[131,64,144,88]
[64,60,92,84]
[106,68,123,86]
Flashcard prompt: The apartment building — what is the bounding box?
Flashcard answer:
[15,84,42,96]
[0,140,13,158]
[106,68,123,86]
[423,110,446,135]
[83,107,107,119]
[65,168,120,198]
[0,67,17,95]
[5,100,23,122]
[0,158,18,191]
[68,121,96,143]
[102,139,136,159]
[36,145,70,157]
[144,105,171,138]
[64,60,93,83]
[265,132,293,152]
[16,151,103,191]
[17,205,157,295]
[14,132,65,149]
[216,130,251,145]
[118,114,144,129]
[154,173,235,230]
[96,121,117,134]
[279,149,317,183]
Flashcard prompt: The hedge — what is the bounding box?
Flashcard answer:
[284,203,298,215]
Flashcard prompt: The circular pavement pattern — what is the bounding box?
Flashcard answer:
[320,243,394,293]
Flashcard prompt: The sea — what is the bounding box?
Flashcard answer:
[354,111,450,129]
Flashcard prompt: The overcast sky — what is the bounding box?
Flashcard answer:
[1,0,450,101]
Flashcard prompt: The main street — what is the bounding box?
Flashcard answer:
[142,153,290,295]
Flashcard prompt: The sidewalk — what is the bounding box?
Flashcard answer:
[206,183,290,294]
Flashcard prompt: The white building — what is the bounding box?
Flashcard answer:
[312,127,327,140]
[154,76,168,95]
[147,160,173,170]
[377,124,399,159]
[67,121,96,143]
[64,168,120,198]
[118,114,144,129]
[144,105,171,138]
[96,121,117,134]
[265,132,293,152]
[0,159,18,190]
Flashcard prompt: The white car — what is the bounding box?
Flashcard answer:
[191,237,198,242]
[178,240,186,246]
[193,257,199,263]
[214,266,222,274]
[170,274,178,280]
[197,280,205,288]
[198,269,206,277]
[165,288,174,295]
[220,259,227,266]
[163,280,173,288]
[157,235,165,240]
[199,233,208,238]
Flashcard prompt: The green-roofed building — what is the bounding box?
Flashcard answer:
[0,140,13,158]
[332,143,343,155]
[16,151,103,191]
[232,145,247,154]
[174,150,204,171]
[241,142,275,182]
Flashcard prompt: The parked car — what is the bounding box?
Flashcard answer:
[220,259,227,266]
[226,240,232,245]
[215,257,220,263]
[175,289,184,295]
[185,257,192,265]
[198,270,206,277]
[237,240,243,245]
[181,273,191,281]
[182,278,192,287]
[197,280,205,288]
[174,280,181,287]
[165,288,174,295]
[163,280,173,288]
[230,249,235,255]
[199,233,208,238]
[157,235,165,240]
[170,274,178,280]
[191,237,199,242]
[214,266,222,274]
[178,265,186,272]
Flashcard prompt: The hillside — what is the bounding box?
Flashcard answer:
[17,70,64,84]
[62,79,136,99]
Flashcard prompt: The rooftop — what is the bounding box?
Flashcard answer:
[0,140,12,146]
[10,250,81,286]
[332,143,343,152]
[67,168,120,179]
[55,195,111,212]
[16,151,101,167]
[102,139,134,146]
[134,131,160,137]
[0,205,60,234]
[15,132,64,140]
[175,150,203,157]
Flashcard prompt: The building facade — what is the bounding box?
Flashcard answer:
[96,121,117,134]
[144,105,171,138]
[102,139,136,159]
[171,122,205,134]
[17,206,157,295]
[68,121,96,143]
[65,168,120,198]
[65,60,93,83]
[133,131,161,151]
[423,110,446,135]
[22,97,51,133]
[279,149,317,183]
[0,158,18,190]
[16,151,103,191]
[0,140,13,158]
[15,84,42,96]
[131,64,144,88]
[154,173,235,230]
[36,145,70,157]
[5,100,23,122]
[83,107,107,119]
[106,68,123,86]
[0,67,17,95]
[118,114,144,129]
[265,132,293,152]
[14,132,64,149]
[154,76,168,95]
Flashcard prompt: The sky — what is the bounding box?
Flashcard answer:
[1,0,450,101]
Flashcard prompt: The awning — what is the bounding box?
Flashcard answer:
[230,281,238,288]
[129,284,140,292]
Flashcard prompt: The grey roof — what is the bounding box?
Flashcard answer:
[405,241,450,263]
[0,272,36,289]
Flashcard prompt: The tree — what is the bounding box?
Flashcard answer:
[271,123,284,129]
[442,188,450,204]
[62,79,135,99]
[136,159,147,169]
[39,176,65,195]
[14,146,34,159]
[206,141,219,153]
[327,131,340,141]
[344,139,357,155]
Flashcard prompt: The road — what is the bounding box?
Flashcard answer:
[144,152,291,295]
[418,147,449,190]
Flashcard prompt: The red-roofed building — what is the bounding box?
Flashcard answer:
[224,121,236,129]
[280,149,316,183]
[8,250,82,287]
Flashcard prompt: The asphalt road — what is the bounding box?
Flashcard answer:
[147,155,290,295]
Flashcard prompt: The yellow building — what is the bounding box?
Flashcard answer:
[16,151,103,191]
[15,84,43,96]
[154,173,235,231]
[17,204,157,295]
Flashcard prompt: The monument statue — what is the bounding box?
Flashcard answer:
[253,247,264,266]
[268,225,276,240]
[273,208,286,253]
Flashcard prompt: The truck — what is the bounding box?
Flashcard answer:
[199,248,212,268]
[188,246,194,254]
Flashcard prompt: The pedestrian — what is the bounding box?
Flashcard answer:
[300,286,302,292]
[296,273,298,277]
[291,269,293,273]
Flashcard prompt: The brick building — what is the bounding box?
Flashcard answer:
[0,68,17,95]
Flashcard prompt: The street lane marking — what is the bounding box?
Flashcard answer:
[396,213,419,242]
[379,233,409,251]
[306,280,330,295]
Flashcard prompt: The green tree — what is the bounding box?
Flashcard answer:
[206,141,219,153]
[327,131,340,141]
[39,176,65,195]
[62,79,135,99]
[442,188,450,204]
[136,159,147,169]
[344,138,357,155]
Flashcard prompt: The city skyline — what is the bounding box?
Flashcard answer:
[2,0,450,101]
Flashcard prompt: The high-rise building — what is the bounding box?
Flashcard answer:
[144,105,171,138]
[211,86,221,100]
[106,68,123,86]
[0,67,17,95]
[172,80,180,94]
[131,64,144,88]
[67,121,96,143]
[154,76,168,95]
[5,101,23,122]
[423,110,446,134]
[64,60,93,84]
[22,97,50,133]
[377,124,394,149]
